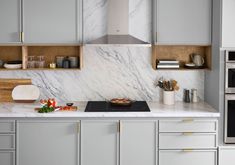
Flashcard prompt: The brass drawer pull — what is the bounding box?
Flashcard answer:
[182,132,193,136]
[182,149,193,152]
[182,119,194,123]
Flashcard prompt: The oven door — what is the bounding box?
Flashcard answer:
[225,95,235,143]
[226,50,235,62]
[225,63,235,93]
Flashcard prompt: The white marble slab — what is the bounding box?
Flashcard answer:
[0,101,219,118]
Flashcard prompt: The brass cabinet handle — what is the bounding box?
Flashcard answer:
[182,119,194,123]
[182,132,193,136]
[182,149,193,152]
[77,122,80,134]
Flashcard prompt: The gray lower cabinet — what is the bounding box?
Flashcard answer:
[156,0,212,45]
[0,151,15,165]
[81,120,119,165]
[17,121,79,165]
[219,148,235,165]
[159,150,217,165]
[23,0,80,43]
[0,0,21,43]
[120,121,157,165]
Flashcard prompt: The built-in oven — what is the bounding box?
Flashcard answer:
[224,95,235,143]
[225,63,235,93]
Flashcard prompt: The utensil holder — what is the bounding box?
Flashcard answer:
[163,91,175,105]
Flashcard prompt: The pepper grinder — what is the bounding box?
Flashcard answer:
[183,89,190,103]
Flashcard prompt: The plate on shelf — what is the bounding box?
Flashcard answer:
[4,61,22,69]
[184,64,205,69]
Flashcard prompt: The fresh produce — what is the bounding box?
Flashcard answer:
[38,98,57,113]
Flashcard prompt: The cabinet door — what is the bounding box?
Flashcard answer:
[120,121,157,165]
[81,120,119,165]
[159,150,217,165]
[0,151,15,165]
[222,0,235,47]
[0,0,21,43]
[23,0,80,43]
[219,148,235,165]
[17,121,79,165]
[156,0,211,45]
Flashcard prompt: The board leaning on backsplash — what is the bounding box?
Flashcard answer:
[0,0,205,101]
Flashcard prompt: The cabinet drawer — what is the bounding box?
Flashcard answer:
[159,133,217,149]
[159,119,217,132]
[159,150,217,165]
[0,151,15,165]
[0,121,15,133]
[0,134,15,149]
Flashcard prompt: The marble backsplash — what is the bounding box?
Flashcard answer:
[0,46,204,102]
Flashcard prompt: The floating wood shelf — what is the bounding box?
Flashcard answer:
[0,45,83,70]
[152,45,211,70]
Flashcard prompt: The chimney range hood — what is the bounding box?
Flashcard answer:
[87,0,151,46]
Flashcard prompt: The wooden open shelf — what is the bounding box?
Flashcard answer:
[0,45,83,70]
[152,45,211,70]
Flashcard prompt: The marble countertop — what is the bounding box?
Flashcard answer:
[0,101,220,118]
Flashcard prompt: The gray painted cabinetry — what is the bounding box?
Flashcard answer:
[23,0,81,43]
[0,0,21,43]
[81,120,157,165]
[17,121,79,165]
[156,0,212,45]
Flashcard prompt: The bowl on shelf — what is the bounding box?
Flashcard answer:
[4,60,22,69]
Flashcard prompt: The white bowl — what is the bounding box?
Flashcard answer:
[4,63,22,69]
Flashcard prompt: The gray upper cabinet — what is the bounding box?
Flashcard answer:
[155,0,212,45]
[23,0,81,44]
[17,121,79,165]
[81,120,119,165]
[120,121,157,165]
[0,0,21,43]
[222,0,235,47]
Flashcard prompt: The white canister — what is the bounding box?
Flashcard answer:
[163,91,175,105]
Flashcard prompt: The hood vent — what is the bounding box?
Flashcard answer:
[88,0,151,46]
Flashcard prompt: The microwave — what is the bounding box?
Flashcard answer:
[225,63,235,93]
[225,94,235,143]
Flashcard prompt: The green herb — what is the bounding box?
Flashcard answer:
[38,106,55,113]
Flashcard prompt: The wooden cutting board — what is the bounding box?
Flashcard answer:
[0,79,32,102]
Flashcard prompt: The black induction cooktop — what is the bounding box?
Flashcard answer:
[85,101,150,112]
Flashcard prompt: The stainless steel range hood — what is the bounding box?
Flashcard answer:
[87,0,151,46]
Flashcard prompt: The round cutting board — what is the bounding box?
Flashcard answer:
[12,85,40,103]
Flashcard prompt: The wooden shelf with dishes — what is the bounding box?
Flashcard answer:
[0,45,83,71]
[152,45,211,70]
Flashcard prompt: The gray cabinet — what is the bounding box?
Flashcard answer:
[23,0,81,43]
[81,120,119,165]
[219,148,235,165]
[120,121,157,165]
[222,0,235,47]
[17,121,79,165]
[0,0,21,43]
[156,0,212,45]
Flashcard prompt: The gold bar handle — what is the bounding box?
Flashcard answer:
[77,122,80,134]
[182,119,194,123]
[21,32,24,42]
[118,121,122,133]
[182,149,193,152]
[182,132,193,136]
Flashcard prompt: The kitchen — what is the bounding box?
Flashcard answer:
[0,0,233,165]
